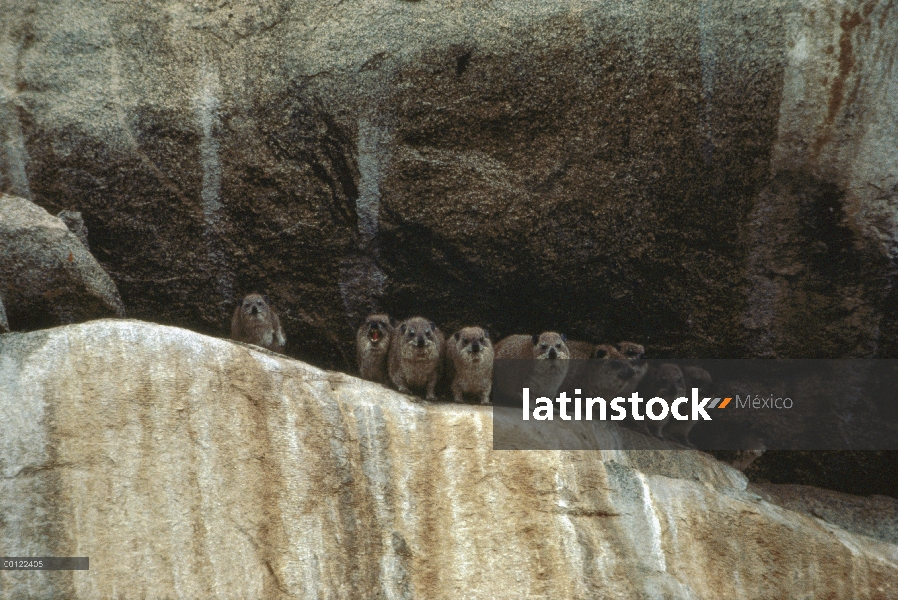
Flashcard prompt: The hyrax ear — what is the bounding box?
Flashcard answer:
[389,316,397,328]
[429,321,436,331]
[531,334,539,345]
[454,331,460,341]
[263,295,270,304]
[400,323,407,334]
[594,348,608,359]
[561,333,567,342]
[483,329,490,340]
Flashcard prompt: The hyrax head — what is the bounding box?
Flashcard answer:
[453,327,491,360]
[240,294,271,320]
[531,332,569,360]
[364,314,395,345]
[592,344,635,379]
[616,341,646,363]
[683,366,713,392]
[400,317,439,349]
[656,363,686,398]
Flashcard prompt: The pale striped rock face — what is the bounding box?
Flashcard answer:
[1,320,896,598]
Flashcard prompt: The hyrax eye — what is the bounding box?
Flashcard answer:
[540,344,548,350]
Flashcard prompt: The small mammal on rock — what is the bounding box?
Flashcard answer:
[446,326,494,404]
[637,362,686,438]
[559,339,597,393]
[495,332,571,361]
[230,293,286,353]
[495,332,571,401]
[583,343,636,400]
[662,365,712,447]
[389,316,444,400]
[356,314,395,384]
[564,340,595,360]
[615,341,648,396]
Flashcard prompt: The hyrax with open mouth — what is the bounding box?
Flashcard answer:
[356,314,395,384]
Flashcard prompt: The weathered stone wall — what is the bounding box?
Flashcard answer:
[1,321,896,598]
[1,0,896,367]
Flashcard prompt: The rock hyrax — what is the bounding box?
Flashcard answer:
[388,317,444,400]
[495,332,571,401]
[637,363,687,438]
[230,293,286,353]
[662,365,712,447]
[565,340,595,360]
[615,341,648,396]
[446,326,494,404]
[559,339,595,392]
[583,343,636,400]
[356,314,395,384]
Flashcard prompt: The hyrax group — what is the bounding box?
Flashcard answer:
[230,294,712,445]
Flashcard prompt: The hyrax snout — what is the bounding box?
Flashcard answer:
[388,316,444,400]
[446,326,494,404]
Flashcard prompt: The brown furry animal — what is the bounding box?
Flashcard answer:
[615,341,648,396]
[494,332,571,401]
[356,314,395,384]
[564,340,595,360]
[559,339,596,393]
[638,363,687,438]
[446,326,494,404]
[388,317,444,400]
[662,365,712,447]
[583,343,636,400]
[230,294,286,353]
[495,332,571,361]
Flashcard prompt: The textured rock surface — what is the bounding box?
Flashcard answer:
[752,483,898,546]
[1,320,897,598]
[1,0,896,364]
[0,194,124,330]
